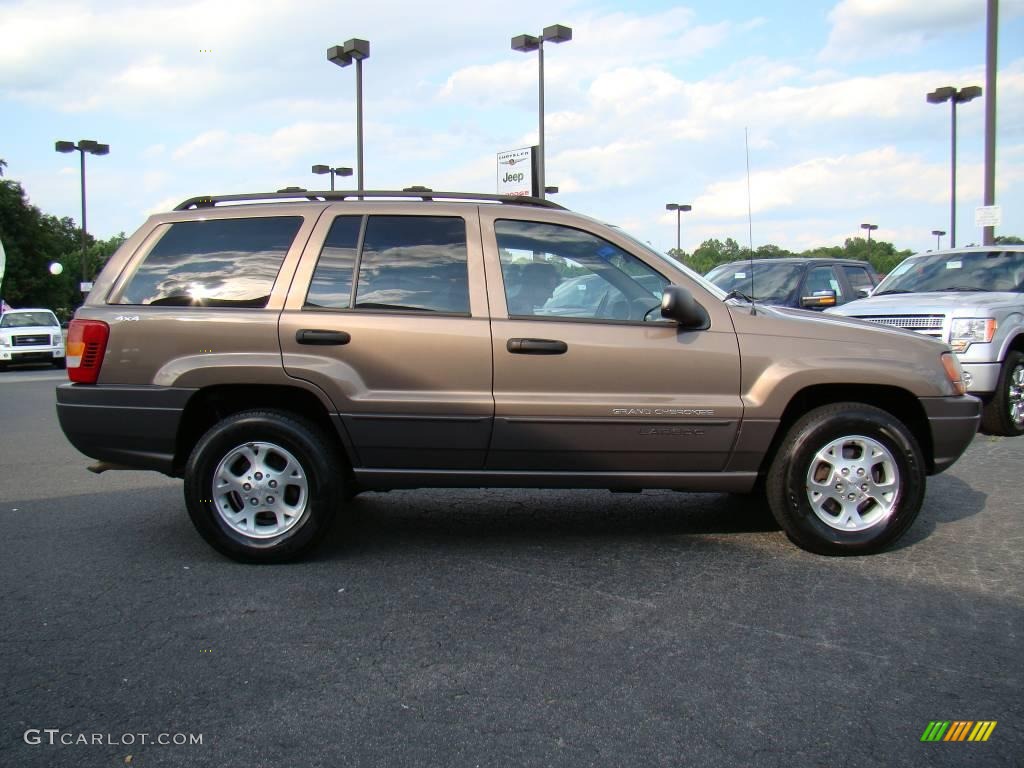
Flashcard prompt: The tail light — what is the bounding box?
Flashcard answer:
[66,319,109,384]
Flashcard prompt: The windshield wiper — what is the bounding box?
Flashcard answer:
[874,289,914,296]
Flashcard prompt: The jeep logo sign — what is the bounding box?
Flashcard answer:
[497,146,536,197]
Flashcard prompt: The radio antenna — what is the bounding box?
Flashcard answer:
[745,127,756,314]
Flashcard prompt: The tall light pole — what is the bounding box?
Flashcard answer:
[927,85,982,248]
[327,39,370,192]
[312,164,353,192]
[931,229,946,250]
[665,203,692,253]
[512,24,572,200]
[861,223,878,262]
[983,0,998,245]
[55,139,109,292]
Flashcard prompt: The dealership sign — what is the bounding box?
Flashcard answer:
[497,146,537,196]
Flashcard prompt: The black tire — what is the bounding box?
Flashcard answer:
[979,350,1024,437]
[766,403,926,556]
[184,410,343,563]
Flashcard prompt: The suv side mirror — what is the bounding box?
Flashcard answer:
[660,285,709,328]
[800,289,836,309]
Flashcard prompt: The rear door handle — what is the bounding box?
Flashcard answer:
[296,329,351,345]
[507,338,568,355]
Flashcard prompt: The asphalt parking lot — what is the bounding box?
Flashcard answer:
[1,367,1021,767]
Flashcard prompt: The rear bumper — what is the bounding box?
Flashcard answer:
[921,395,981,474]
[56,384,196,475]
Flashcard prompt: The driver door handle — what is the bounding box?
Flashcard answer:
[507,338,568,355]
[296,329,351,345]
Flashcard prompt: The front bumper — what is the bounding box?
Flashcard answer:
[921,395,981,474]
[960,362,999,396]
[0,346,64,362]
[56,384,196,475]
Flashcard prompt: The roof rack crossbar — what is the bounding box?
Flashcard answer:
[173,189,565,211]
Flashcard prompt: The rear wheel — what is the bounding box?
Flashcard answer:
[184,410,343,563]
[766,403,925,555]
[980,351,1024,437]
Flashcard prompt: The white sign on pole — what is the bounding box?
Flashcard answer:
[974,205,1002,227]
[497,147,534,196]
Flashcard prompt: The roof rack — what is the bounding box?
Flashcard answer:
[173,188,565,211]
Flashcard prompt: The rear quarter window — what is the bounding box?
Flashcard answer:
[117,216,303,307]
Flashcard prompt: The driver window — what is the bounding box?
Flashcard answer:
[495,220,668,321]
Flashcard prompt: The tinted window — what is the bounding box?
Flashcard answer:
[119,217,301,307]
[875,251,1023,294]
[354,216,469,313]
[805,266,843,298]
[495,220,667,322]
[305,216,362,309]
[842,265,875,295]
[706,262,802,303]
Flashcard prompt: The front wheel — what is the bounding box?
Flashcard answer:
[184,410,343,563]
[766,403,926,555]
[980,351,1024,437]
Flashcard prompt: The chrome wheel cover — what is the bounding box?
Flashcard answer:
[212,442,308,539]
[1008,363,1024,430]
[805,435,900,532]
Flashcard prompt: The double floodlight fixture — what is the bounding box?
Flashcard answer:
[665,203,692,213]
[327,38,370,67]
[311,164,353,177]
[926,85,982,105]
[55,139,109,156]
[511,24,573,51]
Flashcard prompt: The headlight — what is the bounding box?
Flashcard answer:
[0,336,9,347]
[52,332,64,345]
[949,318,996,353]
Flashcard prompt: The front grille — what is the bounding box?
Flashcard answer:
[854,314,944,333]
[12,334,49,346]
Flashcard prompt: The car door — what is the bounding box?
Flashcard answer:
[278,204,493,469]
[801,264,844,310]
[479,208,742,474]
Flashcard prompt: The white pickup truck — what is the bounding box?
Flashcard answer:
[0,308,66,370]
[828,246,1024,436]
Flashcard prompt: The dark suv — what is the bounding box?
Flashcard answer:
[705,258,880,310]
[56,190,977,562]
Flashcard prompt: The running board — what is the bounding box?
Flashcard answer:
[351,469,758,493]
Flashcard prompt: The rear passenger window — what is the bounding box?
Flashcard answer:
[354,216,469,314]
[118,217,302,307]
[305,216,362,309]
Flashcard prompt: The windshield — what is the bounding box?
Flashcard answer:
[0,311,59,328]
[875,250,1024,295]
[614,232,728,300]
[706,262,803,303]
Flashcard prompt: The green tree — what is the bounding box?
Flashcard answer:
[994,235,1023,245]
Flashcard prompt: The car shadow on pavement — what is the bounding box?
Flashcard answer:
[319,489,785,560]
[888,471,987,551]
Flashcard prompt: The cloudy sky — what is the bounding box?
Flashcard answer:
[2,0,1022,255]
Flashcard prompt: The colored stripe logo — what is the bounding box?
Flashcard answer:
[921,721,997,742]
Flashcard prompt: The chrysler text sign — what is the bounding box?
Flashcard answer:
[497,147,536,196]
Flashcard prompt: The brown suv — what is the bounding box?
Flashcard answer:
[56,190,980,562]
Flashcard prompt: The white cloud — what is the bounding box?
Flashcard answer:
[822,0,1024,60]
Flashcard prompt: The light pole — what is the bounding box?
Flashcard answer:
[511,24,572,200]
[327,39,370,192]
[931,229,946,250]
[927,85,982,248]
[55,139,109,292]
[312,164,353,192]
[665,203,692,252]
[861,223,878,262]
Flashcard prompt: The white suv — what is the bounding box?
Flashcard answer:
[0,309,66,369]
